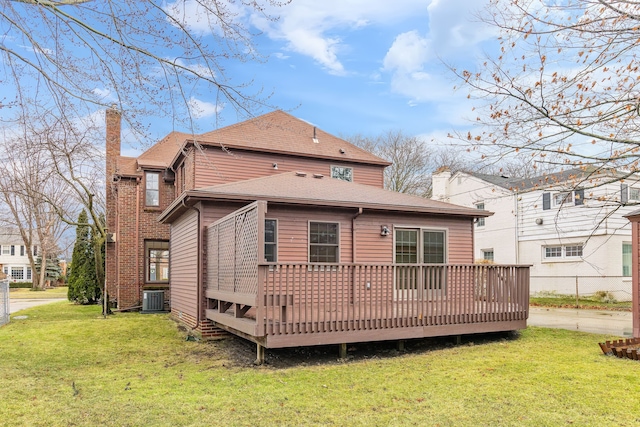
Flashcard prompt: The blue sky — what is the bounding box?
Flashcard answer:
[0,0,497,158]
[130,0,496,156]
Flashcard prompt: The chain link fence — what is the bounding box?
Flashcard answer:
[0,279,9,326]
[531,275,632,304]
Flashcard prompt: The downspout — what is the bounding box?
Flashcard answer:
[136,177,141,307]
[352,208,363,263]
[182,198,202,330]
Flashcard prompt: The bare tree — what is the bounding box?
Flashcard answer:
[0,0,290,141]
[347,130,481,197]
[454,0,640,188]
[346,131,435,196]
[0,127,70,290]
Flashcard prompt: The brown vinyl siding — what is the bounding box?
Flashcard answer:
[169,208,199,316]
[265,208,473,265]
[193,147,384,189]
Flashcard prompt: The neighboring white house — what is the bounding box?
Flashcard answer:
[432,167,640,300]
[0,228,36,283]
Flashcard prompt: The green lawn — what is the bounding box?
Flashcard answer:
[530,295,632,311]
[9,287,68,299]
[2,302,640,426]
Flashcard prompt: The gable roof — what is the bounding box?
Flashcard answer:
[160,171,489,223]
[465,168,624,192]
[190,110,390,166]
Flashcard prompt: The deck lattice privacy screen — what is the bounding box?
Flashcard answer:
[206,202,260,295]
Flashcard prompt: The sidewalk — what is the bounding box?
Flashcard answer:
[528,307,633,337]
[9,298,66,314]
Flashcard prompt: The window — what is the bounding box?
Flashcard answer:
[145,241,169,283]
[264,219,277,262]
[395,229,446,264]
[11,267,24,281]
[623,243,632,277]
[553,192,571,207]
[395,228,447,292]
[20,245,24,256]
[1,246,9,256]
[2,267,7,276]
[483,250,494,261]
[544,244,583,260]
[476,203,485,227]
[10,245,15,256]
[395,229,418,264]
[543,189,584,210]
[545,246,562,258]
[423,231,445,263]
[33,246,38,256]
[630,188,640,201]
[26,267,32,280]
[565,245,583,257]
[309,222,339,263]
[331,166,353,182]
[145,172,160,207]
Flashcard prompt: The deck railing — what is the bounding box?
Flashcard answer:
[256,264,529,337]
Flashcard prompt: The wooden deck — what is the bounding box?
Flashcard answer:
[205,264,530,348]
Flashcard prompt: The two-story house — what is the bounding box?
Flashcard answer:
[432,167,639,301]
[0,228,36,283]
[106,109,530,359]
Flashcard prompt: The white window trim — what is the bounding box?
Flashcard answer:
[475,202,485,227]
[552,191,574,207]
[542,243,584,262]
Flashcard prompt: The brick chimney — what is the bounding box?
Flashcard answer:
[106,105,121,179]
[105,106,121,304]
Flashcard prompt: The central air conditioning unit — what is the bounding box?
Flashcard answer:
[142,290,165,313]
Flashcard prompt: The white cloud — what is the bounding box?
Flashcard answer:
[251,0,427,75]
[382,0,495,105]
[383,31,431,74]
[188,97,222,119]
[273,52,290,60]
[171,58,216,80]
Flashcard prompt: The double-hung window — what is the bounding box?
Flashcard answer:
[476,203,485,227]
[145,172,160,207]
[309,222,339,263]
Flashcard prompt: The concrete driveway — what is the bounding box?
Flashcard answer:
[528,307,633,337]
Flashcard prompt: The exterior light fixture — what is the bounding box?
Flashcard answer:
[380,225,390,236]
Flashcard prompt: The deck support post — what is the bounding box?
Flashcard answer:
[397,340,405,352]
[255,343,265,365]
[455,335,462,345]
[339,343,347,359]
